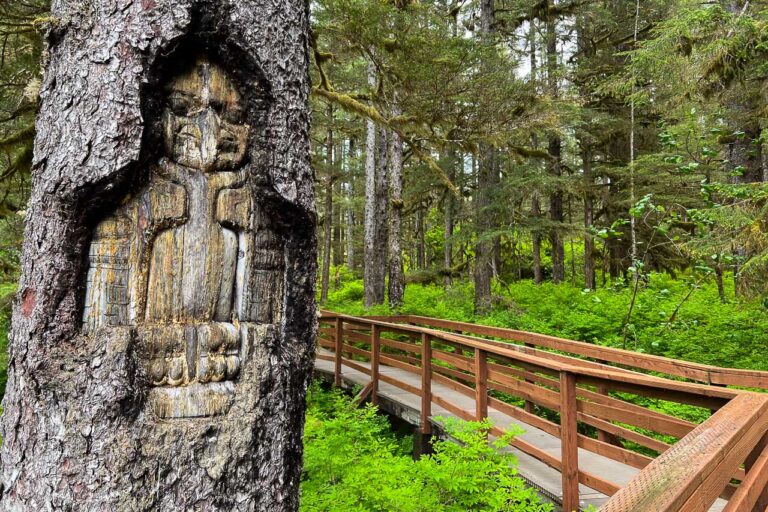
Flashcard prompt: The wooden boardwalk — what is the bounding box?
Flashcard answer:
[317,312,768,512]
[314,353,727,511]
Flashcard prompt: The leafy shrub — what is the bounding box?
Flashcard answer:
[301,384,552,512]
[0,283,14,401]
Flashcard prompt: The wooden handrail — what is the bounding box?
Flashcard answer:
[365,313,768,389]
[323,311,740,404]
[318,311,768,512]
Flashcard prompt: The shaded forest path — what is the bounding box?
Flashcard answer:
[315,312,768,512]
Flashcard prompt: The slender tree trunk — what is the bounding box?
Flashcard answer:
[529,22,543,286]
[320,105,334,305]
[583,146,596,290]
[715,259,727,303]
[332,149,343,267]
[0,2,315,510]
[532,192,543,284]
[474,0,495,314]
[416,209,426,269]
[444,146,456,285]
[475,147,494,314]
[363,60,387,307]
[388,116,405,309]
[549,139,564,283]
[346,137,356,272]
[547,13,565,284]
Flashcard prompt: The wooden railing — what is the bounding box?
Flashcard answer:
[317,311,768,512]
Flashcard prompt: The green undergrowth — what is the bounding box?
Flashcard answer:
[322,269,768,372]
[321,269,768,452]
[301,383,553,512]
[0,282,14,402]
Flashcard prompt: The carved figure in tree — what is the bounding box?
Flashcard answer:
[82,58,283,418]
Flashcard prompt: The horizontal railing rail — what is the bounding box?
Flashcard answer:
[367,314,768,389]
[317,311,768,512]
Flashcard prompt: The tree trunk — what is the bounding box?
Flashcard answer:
[332,159,343,267]
[474,146,494,315]
[715,259,727,303]
[547,14,565,284]
[474,0,495,315]
[320,105,334,305]
[416,209,426,270]
[388,119,405,309]
[532,192,543,284]
[549,138,565,284]
[0,2,315,511]
[444,146,456,285]
[363,60,387,307]
[346,137,357,272]
[529,22,543,286]
[583,146,596,290]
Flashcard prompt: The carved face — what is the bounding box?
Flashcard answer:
[163,59,249,171]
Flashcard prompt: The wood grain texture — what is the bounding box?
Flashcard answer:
[0,2,315,510]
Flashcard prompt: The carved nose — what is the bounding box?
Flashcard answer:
[197,108,221,167]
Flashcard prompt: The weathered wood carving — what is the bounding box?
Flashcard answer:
[0,2,314,509]
[82,59,283,418]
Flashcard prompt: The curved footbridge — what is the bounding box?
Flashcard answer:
[314,312,768,512]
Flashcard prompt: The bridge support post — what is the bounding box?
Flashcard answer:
[524,342,536,413]
[421,333,433,435]
[413,428,435,460]
[334,317,343,387]
[371,324,381,405]
[560,371,580,512]
[475,348,489,423]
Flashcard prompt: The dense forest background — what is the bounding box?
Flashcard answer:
[307,0,768,373]
[0,0,767,394]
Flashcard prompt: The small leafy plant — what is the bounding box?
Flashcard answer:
[301,384,552,512]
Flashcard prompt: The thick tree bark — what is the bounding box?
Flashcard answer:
[388,120,404,309]
[320,105,334,305]
[474,0,495,315]
[0,2,315,511]
[363,60,387,307]
[475,146,494,315]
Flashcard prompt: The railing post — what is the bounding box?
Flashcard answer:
[745,432,768,511]
[475,348,488,422]
[454,329,464,357]
[593,360,620,446]
[524,342,535,413]
[371,324,380,406]
[560,371,580,512]
[421,333,432,434]
[334,317,343,387]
